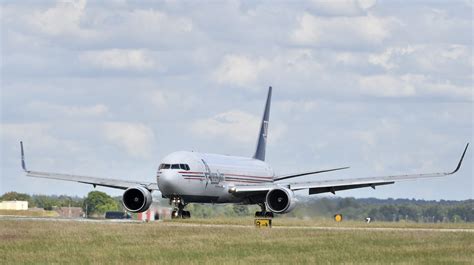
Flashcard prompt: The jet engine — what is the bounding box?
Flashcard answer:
[122,186,152,213]
[265,187,296,214]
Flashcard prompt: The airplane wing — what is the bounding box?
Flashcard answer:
[273,166,350,181]
[230,143,469,195]
[20,142,158,191]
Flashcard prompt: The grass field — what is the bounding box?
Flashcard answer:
[1,218,473,265]
[0,210,59,217]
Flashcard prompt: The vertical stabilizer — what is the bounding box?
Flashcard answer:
[253,86,272,161]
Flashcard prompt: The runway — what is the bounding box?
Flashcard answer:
[1,215,472,233]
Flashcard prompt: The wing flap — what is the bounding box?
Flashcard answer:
[308,182,394,195]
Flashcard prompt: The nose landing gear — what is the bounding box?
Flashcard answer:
[170,196,191,219]
[255,203,274,218]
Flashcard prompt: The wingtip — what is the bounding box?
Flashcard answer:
[451,143,469,174]
[20,141,27,172]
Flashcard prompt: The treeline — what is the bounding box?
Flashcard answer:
[1,191,472,222]
[286,197,474,222]
[0,191,84,210]
[0,191,121,217]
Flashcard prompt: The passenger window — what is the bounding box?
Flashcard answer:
[171,164,180,169]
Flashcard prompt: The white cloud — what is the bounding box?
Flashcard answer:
[369,46,416,70]
[276,100,319,114]
[358,74,417,97]
[213,55,269,88]
[102,122,155,158]
[369,45,470,72]
[125,9,193,34]
[26,0,96,38]
[1,123,56,149]
[26,102,108,118]
[309,0,377,16]
[79,49,157,70]
[192,110,285,144]
[440,45,468,60]
[0,123,85,156]
[291,12,395,46]
[359,74,472,99]
[146,89,196,113]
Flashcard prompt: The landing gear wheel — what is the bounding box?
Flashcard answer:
[264,212,274,218]
[255,211,274,218]
[170,196,191,219]
[172,210,180,219]
[255,203,273,218]
[182,211,191,219]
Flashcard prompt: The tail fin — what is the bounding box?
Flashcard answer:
[253,86,272,161]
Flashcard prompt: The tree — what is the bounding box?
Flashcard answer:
[398,205,419,222]
[0,192,35,207]
[423,206,445,222]
[33,195,56,210]
[83,191,119,217]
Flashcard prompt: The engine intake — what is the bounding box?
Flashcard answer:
[266,187,296,214]
[122,186,152,213]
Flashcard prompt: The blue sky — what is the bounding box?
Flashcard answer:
[1,0,472,200]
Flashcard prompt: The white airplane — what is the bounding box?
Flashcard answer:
[20,87,469,219]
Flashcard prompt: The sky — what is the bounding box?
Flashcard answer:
[1,0,472,200]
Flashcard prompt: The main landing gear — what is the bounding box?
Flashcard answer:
[255,203,274,218]
[170,196,191,219]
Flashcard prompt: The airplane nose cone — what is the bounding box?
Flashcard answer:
[158,171,178,195]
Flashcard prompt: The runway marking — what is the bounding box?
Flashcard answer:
[1,216,472,233]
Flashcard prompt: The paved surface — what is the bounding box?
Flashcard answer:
[1,215,473,233]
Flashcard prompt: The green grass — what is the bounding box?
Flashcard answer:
[172,217,474,229]
[0,210,59,217]
[0,219,472,265]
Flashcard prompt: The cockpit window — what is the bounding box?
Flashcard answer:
[179,164,189,170]
[160,163,189,170]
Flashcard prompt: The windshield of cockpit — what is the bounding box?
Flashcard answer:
[159,164,190,171]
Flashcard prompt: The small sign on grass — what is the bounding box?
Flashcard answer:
[255,218,272,228]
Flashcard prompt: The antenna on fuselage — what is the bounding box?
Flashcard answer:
[253,86,272,161]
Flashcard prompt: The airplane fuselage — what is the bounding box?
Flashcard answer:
[157,151,275,204]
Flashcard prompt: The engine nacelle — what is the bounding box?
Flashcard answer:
[122,186,153,213]
[265,187,296,214]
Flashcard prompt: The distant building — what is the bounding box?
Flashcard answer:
[0,201,28,210]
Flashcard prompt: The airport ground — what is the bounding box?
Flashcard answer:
[1,217,473,265]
